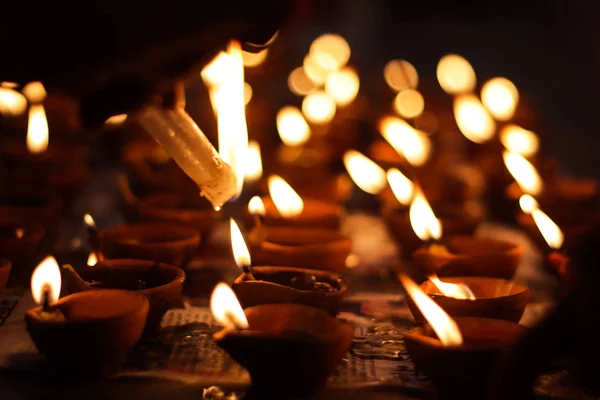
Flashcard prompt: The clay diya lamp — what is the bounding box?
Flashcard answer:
[0,219,45,282]
[413,236,523,279]
[210,284,354,397]
[405,276,530,323]
[0,190,62,237]
[62,259,185,331]
[92,222,200,269]
[0,258,11,293]
[26,257,149,376]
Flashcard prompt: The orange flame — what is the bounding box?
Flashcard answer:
[230,218,251,270]
[22,81,47,104]
[453,94,496,144]
[519,194,539,214]
[325,67,359,107]
[87,251,98,267]
[386,168,415,206]
[500,125,539,158]
[244,140,262,183]
[429,275,475,300]
[288,67,317,96]
[268,175,304,218]
[277,106,311,146]
[503,151,543,196]
[343,150,387,194]
[481,77,519,121]
[26,104,49,154]
[531,209,564,250]
[31,256,61,305]
[0,88,27,116]
[380,116,431,167]
[210,282,249,330]
[84,213,96,229]
[409,190,442,241]
[302,91,336,125]
[248,196,266,216]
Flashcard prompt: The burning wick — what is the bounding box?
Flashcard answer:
[210,282,249,331]
[41,284,52,312]
[31,256,65,321]
[429,275,476,300]
[230,218,254,280]
[409,189,442,247]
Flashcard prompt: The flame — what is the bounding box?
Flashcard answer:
[399,273,463,346]
[409,190,442,241]
[84,213,96,229]
[268,175,304,218]
[345,254,360,268]
[241,48,268,68]
[201,51,230,86]
[0,88,27,116]
[248,196,266,216]
[105,114,127,126]
[230,218,251,269]
[429,275,476,300]
[210,282,249,330]
[500,125,539,158]
[503,151,543,196]
[31,256,61,305]
[277,106,311,146]
[383,59,419,92]
[22,81,47,103]
[453,94,496,144]
[244,140,263,183]
[27,104,49,154]
[387,168,415,205]
[325,67,359,107]
[379,116,431,167]
[288,67,317,96]
[519,194,539,214]
[87,251,98,267]
[243,82,253,106]
[216,41,249,197]
[303,53,330,85]
[343,150,387,194]
[437,54,476,94]
[309,33,351,72]
[481,77,519,121]
[394,89,425,119]
[1,82,18,89]
[15,229,24,239]
[302,91,336,125]
[531,209,564,249]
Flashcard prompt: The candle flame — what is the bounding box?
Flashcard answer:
[230,218,251,270]
[437,54,476,94]
[241,48,268,68]
[0,88,27,116]
[244,140,263,183]
[380,116,431,167]
[453,94,496,144]
[429,275,476,300]
[309,33,351,72]
[288,67,317,96]
[87,251,98,267]
[201,52,230,86]
[105,114,127,126]
[83,213,96,229]
[325,67,359,107]
[383,59,419,92]
[277,106,311,146]
[248,196,266,216]
[399,272,463,346]
[302,91,336,125]
[503,151,543,196]
[481,77,519,121]
[343,150,387,194]
[31,256,61,305]
[519,194,539,214]
[387,168,415,206]
[22,81,47,104]
[394,89,425,119]
[268,175,304,218]
[409,190,442,241]
[26,104,49,154]
[210,282,249,330]
[500,125,539,158]
[531,208,564,250]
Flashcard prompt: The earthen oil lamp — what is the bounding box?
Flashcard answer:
[247,197,351,272]
[211,283,354,397]
[62,259,185,331]
[228,218,347,314]
[399,272,527,399]
[25,257,149,376]
[0,219,45,283]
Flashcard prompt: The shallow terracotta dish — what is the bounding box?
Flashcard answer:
[258,197,344,230]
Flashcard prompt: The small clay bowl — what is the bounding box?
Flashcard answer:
[382,208,479,260]
[25,289,149,377]
[257,174,353,204]
[136,193,220,235]
[404,317,527,398]
[405,277,530,323]
[0,258,11,293]
[0,191,62,236]
[63,259,185,331]
[413,236,523,279]
[258,196,344,230]
[249,226,351,273]
[93,223,200,269]
[0,220,45,281]
[214,304,354,397]
[232,266,347,315]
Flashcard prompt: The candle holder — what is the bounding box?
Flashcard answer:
[257,173,352,204]
[232,266,347,315]
[0,190,62,237]
[249,226,351,272]
[26,289,149,377]
[62,259,185,331]
[0,220,45,283]
[405,277,530,323]
[214,304,354,397]
[404,316,527,399]
[92,223,200,269]
[258,197,344,230]
[0,259,11,293]
[412,236,522,279]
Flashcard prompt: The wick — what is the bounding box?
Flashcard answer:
[42,286,51,312]
[242,264,255,281]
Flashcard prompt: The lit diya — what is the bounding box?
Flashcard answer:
[211,283,354,396]
[228,219,347,314]
[25,257,148,376]
[247,198,351,272]
[399,272,527,398]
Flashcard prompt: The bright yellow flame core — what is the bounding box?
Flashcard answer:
[437,54,476,94]
[22,81,47,103]
[409,190,442,241]
[244,140,263,183]
[0,88,27,116]
[105,114,127,126]
[87,252,98,267]
[387,168,414,206]
[481,77,519,121]
[503,151,543,196]
[380,116,431,167]
[302,91,336,124]
[325,67,359,107]
[248,196,266,216]
[288,67,317,96]
[84,213,96,228]
[27,104,49,154]
[383,59,419,92]
[242,48,269,67]
[230,218,251,269]
[31,256,61,305]
[500,125,539,158]
[210,283,249,330]
[277,106,311,146]
[394,89,425,119]
[201,52,230,86]
[268,175,304,218]
[343,150,387,195]
[310,33,351,71]
[532,209,564,249]
[399,273,463,346]
[454,94,496,144]
[429,275,476,300]
[519,194,539,214]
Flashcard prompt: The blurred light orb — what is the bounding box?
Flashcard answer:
[384,59,418,92]
[302,90,336,124]
[325,67,360,107]
[288,67,317,96]
[437,54,476,94]
[394,89,425,119]
[481,77,519,121]
[310,33,351,71]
